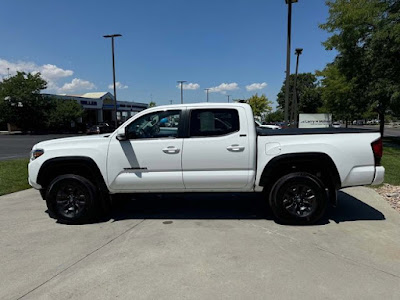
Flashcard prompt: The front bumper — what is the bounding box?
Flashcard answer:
[28,159,42,190]
[28,177,42,189]
[371,166,385,185]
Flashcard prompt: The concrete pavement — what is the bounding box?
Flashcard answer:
[0,188,400,299]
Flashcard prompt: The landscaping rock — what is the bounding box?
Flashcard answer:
[376,184,400,213]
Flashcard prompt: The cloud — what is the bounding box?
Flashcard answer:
[39,64,73,81]
[246,82,267,91]
[108,81,128,89]
[59,78,96,93]
[209,82,239,93]
[0,58,97,94]
[0,59,73,87]
[176,82,200,90]
[0,59,37,77]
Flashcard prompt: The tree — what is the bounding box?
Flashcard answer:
[0,72,49,131]
[247,93,272,117]
[317,63,357,125]
[48,99,84,131]
[148,101,156,108]
[265,109,284,123]
[277,73,323,114]
[391,91,400,118]
[0,72,84,132]
[320,0,400,135]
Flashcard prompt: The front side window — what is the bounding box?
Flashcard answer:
[189,109,239,137]
[126,110,181,139]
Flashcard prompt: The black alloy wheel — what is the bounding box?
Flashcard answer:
[46,175,98,224]
[55,181,89,219]
[269,172,328,225]
[282,184,318,218]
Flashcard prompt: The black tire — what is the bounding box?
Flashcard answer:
[268,172,328,225]
[46,174,99,224]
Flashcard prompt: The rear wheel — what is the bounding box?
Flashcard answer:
[268,172,328,225]
[46,174,99,224]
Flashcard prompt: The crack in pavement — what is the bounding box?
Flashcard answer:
[17,219,146,300]
[240,220,400,279]
[314,245,400,279]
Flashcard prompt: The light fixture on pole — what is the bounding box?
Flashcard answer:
[204,88,210,102]
[103,33,122,128]
[284,0,298,123]
[291,47,303,126]
[177,81,187,104]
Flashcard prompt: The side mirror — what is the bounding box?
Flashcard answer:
[116,128,128,141]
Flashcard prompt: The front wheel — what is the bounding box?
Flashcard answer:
[46,174,99,224]
[268,172,328,225]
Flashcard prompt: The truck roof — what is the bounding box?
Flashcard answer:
[146,102,250,110]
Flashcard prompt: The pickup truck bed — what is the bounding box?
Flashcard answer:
[256,127,379,136]
[256,127,383,191]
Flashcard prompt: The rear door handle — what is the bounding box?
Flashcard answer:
[226,144,245,152]
[162,146,180,154]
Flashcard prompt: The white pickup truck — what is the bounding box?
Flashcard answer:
[28,103,384,225]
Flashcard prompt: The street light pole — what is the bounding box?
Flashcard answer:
[204,88,210,102]
[177,81,187,104]
[103,33,122,128]
[284,0,298,123]
[292,48,303,127]
[227,95,231,103]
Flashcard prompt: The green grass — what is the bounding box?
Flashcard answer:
[381,137,400,186]
[0,158,30,196]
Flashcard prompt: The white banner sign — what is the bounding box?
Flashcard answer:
[299,114,332,128]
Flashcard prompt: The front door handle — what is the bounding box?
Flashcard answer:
[226,144,245,152]
[162,146,180,154]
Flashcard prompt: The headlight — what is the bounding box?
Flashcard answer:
[30,149,44,160]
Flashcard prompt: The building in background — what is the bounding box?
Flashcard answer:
[43,92,148,125]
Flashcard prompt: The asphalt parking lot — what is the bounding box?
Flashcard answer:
[0,134,80,161]
[1,187,399,299]
[350,125,400,137]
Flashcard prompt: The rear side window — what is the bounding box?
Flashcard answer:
[189,109,239,137]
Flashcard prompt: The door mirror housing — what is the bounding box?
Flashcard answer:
[116,128,128,141]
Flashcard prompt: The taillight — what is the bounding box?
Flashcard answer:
[371,138,383,166]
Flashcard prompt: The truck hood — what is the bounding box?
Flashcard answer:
[33,134,111,150]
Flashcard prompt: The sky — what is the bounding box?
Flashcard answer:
[0,0,336,108]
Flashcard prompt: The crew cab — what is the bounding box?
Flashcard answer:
[28,103,384,225]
